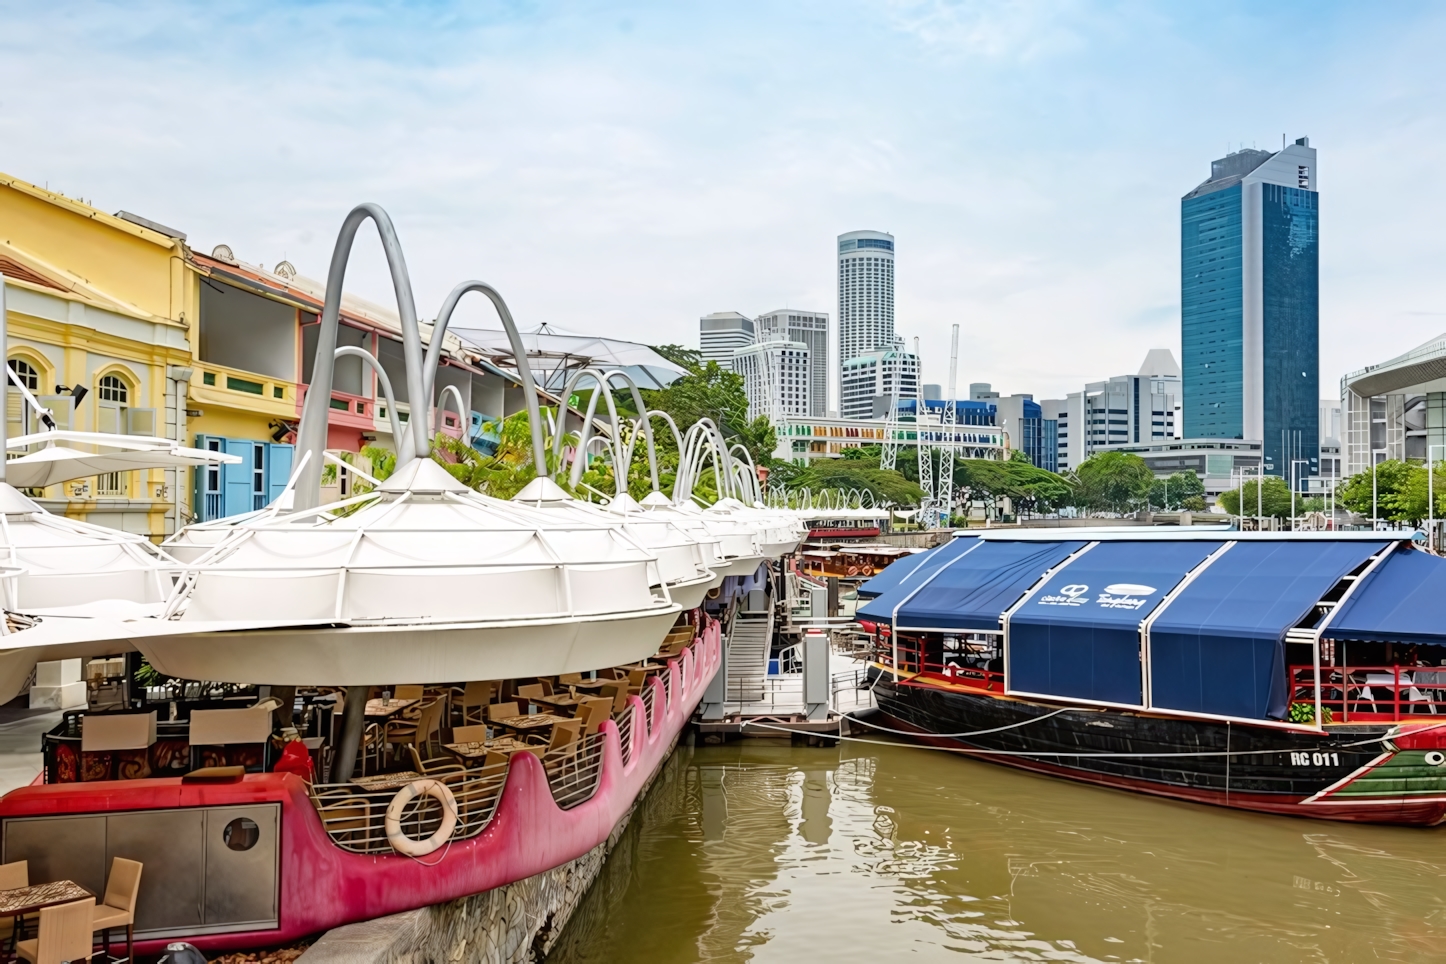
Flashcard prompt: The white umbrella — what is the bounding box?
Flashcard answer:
[5,442,240,488]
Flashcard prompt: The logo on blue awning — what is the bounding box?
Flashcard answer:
[1038,584,1090,606]
[1098,583,1157,610]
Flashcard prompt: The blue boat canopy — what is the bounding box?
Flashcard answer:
[1328,548,1446,645]
[1008,541,1220,707]
[864,539,1085,631]
[1149,540,1387,720]
[855,536,975,600]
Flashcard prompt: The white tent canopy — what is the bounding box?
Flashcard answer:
[453,322,687,392]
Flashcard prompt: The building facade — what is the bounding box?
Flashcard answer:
[838,230,913,417]
[841,350,919,421]
[755,309,827,417]
[775,404,1002,465]
[1340,333,1446,479]
[732,336,811,421]
[1051,351,1181,471]
[699,312,754,368]
[1181,139,1319,482]
[969,384,1052,470]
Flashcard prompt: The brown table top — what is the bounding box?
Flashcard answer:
[529,693,584,711]
[0,880,91,917]
[445,736,538,759]
[566,679,611,692]
[619,662,667,675]
[365,698,419,719]
[492,713,568,732]
[349,770,423,792]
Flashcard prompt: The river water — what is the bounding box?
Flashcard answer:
[548,738,1446,963]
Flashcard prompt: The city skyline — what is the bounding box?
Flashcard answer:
[2,4,1442,405]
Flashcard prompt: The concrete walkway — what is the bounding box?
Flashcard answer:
[0,705,61,794]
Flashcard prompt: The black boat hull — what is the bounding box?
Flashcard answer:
[871,671,1446,825]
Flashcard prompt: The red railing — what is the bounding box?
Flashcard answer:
[1290,664,1446,722]
[878,635,1005,692]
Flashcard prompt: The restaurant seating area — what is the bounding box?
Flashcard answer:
[0,855,144,964]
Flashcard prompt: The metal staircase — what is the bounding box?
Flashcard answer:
[726,608,773,704]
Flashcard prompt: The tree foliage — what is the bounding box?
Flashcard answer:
[1071,452,1154,514]
[1337,459,1446,524]
[954,454,1073,519]
[1218,476,1294,520]
[778,457,923,506]
[1149,471,1207,512]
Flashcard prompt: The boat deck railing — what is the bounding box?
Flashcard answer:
[1290,664,1446,722]
[882,637,1004,692]
[309,730,608,855]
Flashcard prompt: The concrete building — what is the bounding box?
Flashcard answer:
[1340,333,1446,479]
[733,336,811,421]
[1095,438,1264,505]
[1040,398,1070,472]
[838,230,913,416]
[921,384,942,401]
[970,384,1052,471]
[699,311,754,367]
[1320,398,1342,481]
[1054,350,1182,470]
[1181,138,1319,482]
[755,310,827,418]
[841,350,918,421]
[775,403,1002,465]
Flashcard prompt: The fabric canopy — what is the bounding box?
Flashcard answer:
[1328,546,1446,645]
[1149,540,1386,720]
[452,325,687,390]
[855,536,975,601]
[5,445,238,488]
[870,539,1085,631]
[1009,541,1220,707]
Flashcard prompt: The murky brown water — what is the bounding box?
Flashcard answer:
[548,738,1446,963]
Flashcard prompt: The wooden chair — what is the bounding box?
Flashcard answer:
[393,684,424,701]
[406,744,465,779]
[385,700,443,765]
[600,682,630,715]
[91,857,141,964]
[457,681,495,726]
[0,860,25,945]
[487,702,520,723]
[16,898,93,964]
[452,724,489,744]
[558,673,584,685]
[310,789,372,847]
[544,719,583,778]
[626,668,648,694]
[578,698,612,736]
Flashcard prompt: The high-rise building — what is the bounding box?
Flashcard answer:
[1181,138,1319,481]
[841,350,919,420]
[699,311,754,367]
[733,336,811,421]
[756,309,828,417]
[972,384,1051,470]
[838,230,905,417]
[1058,350,1182,469]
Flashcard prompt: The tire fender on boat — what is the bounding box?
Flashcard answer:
[384,779,458,857]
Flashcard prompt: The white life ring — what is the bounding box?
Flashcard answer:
[384,779,458,857]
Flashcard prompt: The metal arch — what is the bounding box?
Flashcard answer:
[424,281,548,476]
[296,204,425,511]
[598,369,660,493]
[434,384,469,442]
[552,367,625,493]
[728,443,760,504]
[335,346,403,446]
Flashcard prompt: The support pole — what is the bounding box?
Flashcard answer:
[0,274,6,484]
[330,685,369,782]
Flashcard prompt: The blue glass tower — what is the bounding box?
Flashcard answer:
[1181,139,1319,482]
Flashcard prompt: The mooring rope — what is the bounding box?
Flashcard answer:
[842,706,1070,739]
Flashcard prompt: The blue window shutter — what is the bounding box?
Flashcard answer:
[193,435,225,521]
[265,443,294,503]
[222,439,255,518]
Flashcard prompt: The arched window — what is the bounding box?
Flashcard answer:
[98,374,129,405]
[7,359,38,392]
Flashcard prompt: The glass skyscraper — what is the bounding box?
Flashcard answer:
[1181,138,1319,482]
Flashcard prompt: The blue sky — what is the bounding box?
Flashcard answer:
[3,1,1445,405]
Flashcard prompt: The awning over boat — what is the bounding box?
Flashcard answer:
[1149,540,1387,720]
[1009,541,1220,707]
[866,539,1086,631]
[1327,546,1446,644]
[855,536,976,601]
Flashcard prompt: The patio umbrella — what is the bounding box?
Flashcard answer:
[5,444,240,488]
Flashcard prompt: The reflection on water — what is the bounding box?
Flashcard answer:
[548,739,1446,963]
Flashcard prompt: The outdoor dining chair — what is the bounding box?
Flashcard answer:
[91,857,142,964]
[15,897,93,964]
[0,860,26,946]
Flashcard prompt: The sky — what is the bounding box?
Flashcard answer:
[2,1,1445,409]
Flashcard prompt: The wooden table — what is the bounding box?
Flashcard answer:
[444,736,538,761]
[349,770,423,792]
[567,679,612,692]
[365,698,419,720]
[619,662,667,676]
[0,879,91,923]
[529,693,585,714]
[491,713,568,735]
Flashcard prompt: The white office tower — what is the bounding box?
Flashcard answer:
[838,230,899,416]
[841,350,919,420]
[699,312,754,367]
[734,336,811,422]
[756,309,828,417]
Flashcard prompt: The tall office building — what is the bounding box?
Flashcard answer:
[842,350,919,420]
[699,311,754,367]
[734,336,811,421]
[838,230,909,416]
[756,309,828,417]
[1181,138,1319,481]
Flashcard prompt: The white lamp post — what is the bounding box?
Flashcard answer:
[1290,459,1311,532]
[1429,444,1446,551]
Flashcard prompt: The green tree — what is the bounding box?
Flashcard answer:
[1218,476,1294,520]
[1072,452,1154,514]
[1338,460,1420,523]
[641,361,775,469]
[955,455,1073,520]
[1148,471,1206,512]
[778,459,923,506]
[652,344,703,371]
